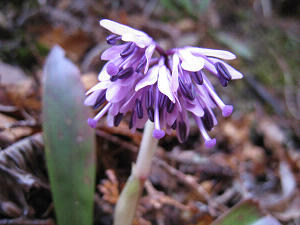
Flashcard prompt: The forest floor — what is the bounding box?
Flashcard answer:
[0,0,300,224]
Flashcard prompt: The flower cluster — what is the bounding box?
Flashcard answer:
[85,19,243,147]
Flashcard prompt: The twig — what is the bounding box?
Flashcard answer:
[144,180,190,211]
[0,218,55,225]
[0,105,18,113]
[95,129,138,153]
[153,158,227,216]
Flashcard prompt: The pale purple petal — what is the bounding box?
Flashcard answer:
[84,89,101,106]
[119,90,140,113]
[158,65,175,103]
[121,32,152,48]
[166,106,178,126]
[135,104,148,129]
[186,100,204,117]
[171,54,180,92]
[98,63,111,81]
[135,65,159,91]
[188,47,236,60]
[99,19,152,48]
[101,44,127,60]
[178,48,205,72]
[100,19,139,37]
[86,80,111,95]
[144,43,156,73]
[106,82,131,103]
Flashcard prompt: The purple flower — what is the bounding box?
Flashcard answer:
[85,19,243,148]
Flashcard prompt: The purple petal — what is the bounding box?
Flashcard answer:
[106,62,119,75]
[119,90,141,113]
[166,106,178,126]
[188,47,236,60]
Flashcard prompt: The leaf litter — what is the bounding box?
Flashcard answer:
[0,0,300,224]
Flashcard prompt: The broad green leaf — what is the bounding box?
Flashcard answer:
[43,45,96,225]
[211,199,282,225]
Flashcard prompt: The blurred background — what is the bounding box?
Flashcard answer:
[0,0,300,224]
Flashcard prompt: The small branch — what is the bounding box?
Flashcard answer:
[0,218,55,225]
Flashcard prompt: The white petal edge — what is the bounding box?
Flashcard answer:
[188,47,236,60]
[178,48,205,72]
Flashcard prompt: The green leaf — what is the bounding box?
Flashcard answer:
[43,45,96,225]
[211,200,282,225]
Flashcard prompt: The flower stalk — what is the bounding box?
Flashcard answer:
[114,120,158,225]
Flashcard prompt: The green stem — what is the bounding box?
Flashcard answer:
[113,121,158,225]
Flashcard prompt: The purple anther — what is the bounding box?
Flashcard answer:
[110,75,118,82]
[215,62,232,81]
[191,71,203,85]
[218,76,229,87]
[158,93,167,109]
[171,120,177,130]
[129,111,135,129]
[147,107,154,122]
[135,99,143,119]
[145,86,154,109]
[201,108,214,131]
[120,42,136,57]
[106,34,120,45]
[113,113,123,126]
[178,121,187,142]
[135,56,147,73]
[93,90,107,109]
[166,98,175,113]
[179,78,195,101]
[117,67,134,79]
